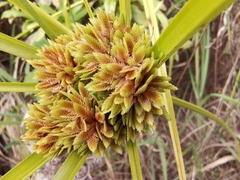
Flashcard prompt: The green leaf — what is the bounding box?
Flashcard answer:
[131,4,146,25]
[0,68,17,82]
[0,32,38,59]
[152,0,237,62]
[172,97,239,146]
[15,1,84,39]
[200,27,210,98]
[0,153,49,180]
[0,121,21,125]
[8,0,70,40]
[0,82,37,92]
[53,150,89,180]
[211,93,240,105]
[1,9,29,19]
[24,70,38,83]
[104,0,117,13]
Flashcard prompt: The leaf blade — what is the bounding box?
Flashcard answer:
[0,153,48,180]
[9,0,70,39]
[152,0,237,62]
[0,32,38,59]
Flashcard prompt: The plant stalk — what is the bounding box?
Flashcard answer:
[0,82,37,92]
[83,0,94,18]
[143,0,186,179]
[127,140,143,180]
[120,1,143,179]
[119,0,131,26]
[53,151,90,180]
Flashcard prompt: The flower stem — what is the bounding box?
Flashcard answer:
[143,1,186,179]
[83,0,94,18]
[127,140,143,180]
[0,82,37,92]
[63,0,71,28]
[119,0,131,26]
[53,150,90,180]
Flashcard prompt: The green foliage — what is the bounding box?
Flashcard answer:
[0,153,48,180]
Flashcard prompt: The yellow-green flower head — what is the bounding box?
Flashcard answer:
[23,9,177,158]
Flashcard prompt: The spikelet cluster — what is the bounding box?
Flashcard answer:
[22,9,177,158]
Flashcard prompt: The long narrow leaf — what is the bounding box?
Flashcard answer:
[152,0,237,62]
[8,0,70,39]
[0,32,38,59]
[211,93,240,105]
[200,26,210,98]
[0,68,17,82]
[0,153,49,180]
[15,1,84,39]
[53,150,89,180]
[172,97,239,147]
[0,82,36,92]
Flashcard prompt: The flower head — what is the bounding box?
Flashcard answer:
[23,9,177,158]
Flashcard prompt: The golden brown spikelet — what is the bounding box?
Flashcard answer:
[23,9,177,159]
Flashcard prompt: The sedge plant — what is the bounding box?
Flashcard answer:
[0,0,239,179]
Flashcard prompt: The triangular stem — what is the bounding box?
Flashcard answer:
[127,140,143,180]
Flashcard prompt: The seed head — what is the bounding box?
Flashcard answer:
[23,9,177,158]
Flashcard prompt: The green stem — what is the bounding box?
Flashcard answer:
[119,0,131,26]
[83,0,94,18]
[143,1,186,179]
[63,0,71,28]
[163,90,186,180]
[53,150,90,180]
[127,140,143,180]
[0,82,37,92]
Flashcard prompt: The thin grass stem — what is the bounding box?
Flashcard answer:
[143,0,186,179]
[119,0,131,26]
[63,0,71,28]
[127,140,143,180]
[83,0,94,18]
[0,82,37,92]
[53,151,90,180]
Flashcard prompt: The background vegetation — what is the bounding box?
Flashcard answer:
[0,0,239,179]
